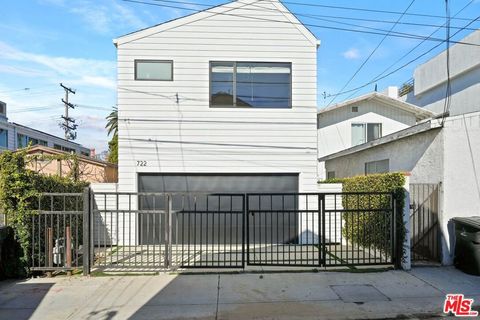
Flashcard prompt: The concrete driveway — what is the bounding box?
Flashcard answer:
[0,267,478,320]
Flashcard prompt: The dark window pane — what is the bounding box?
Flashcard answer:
[367,123,382,142]
[0,129,7,148]
[211,62,234,106]
[210,62,291,108]
[236,62,291,108]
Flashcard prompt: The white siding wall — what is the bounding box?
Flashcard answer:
[317,100,417,179]
[116,1,318,194]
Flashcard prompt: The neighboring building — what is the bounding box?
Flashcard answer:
[26,146,117,183]
[114,0,319,195]
[317,91,433,179]
[320,111,480,265]
[400,29,480,116]
[0,101,90,156]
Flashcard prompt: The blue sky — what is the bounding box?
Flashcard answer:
[1,0,479,153]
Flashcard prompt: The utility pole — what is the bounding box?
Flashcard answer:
[60,83,78,141]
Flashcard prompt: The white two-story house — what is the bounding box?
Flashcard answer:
[317,90,434,180]
[114,0,319,195]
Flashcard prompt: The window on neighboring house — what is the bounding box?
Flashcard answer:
[0,129,7,148]
[17,134,47,148]
[81,151,90,157]
[54,144,76,153]
[365,159,390,175]
[135,60,173,81]
[327,171,336,179]
[351,123,382,146]
[210,61,292,108]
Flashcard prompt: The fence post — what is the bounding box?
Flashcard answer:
[164,194,172,269]
[320,194,326,267]
[83,187,91,276]
[392,196,398,268]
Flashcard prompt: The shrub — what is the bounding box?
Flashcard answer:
[324,173,406,266]
[0,150,88,277]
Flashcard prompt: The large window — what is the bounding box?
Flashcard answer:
[135,60,173,81]
[0,129,7,148]
[210,62,292,108]
[365,159,389,175]
[17,134,47,148]
[351,123,382,146]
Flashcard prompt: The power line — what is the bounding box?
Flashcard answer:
[325,0,416,107]
[150,0,479,31]
[338,0,475,102]
[277,0,476,22]
[121,0,480,46]
[324,11,480,101]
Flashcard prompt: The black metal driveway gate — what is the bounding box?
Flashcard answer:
[29,190,397,274]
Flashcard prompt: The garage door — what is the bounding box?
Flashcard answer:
[137,174,299,245]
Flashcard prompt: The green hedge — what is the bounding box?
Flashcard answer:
[0,150,88,278]
[324,173,406,266]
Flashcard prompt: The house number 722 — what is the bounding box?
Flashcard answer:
[136,161,147,167]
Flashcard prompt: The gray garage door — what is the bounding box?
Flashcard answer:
[137,174,299,245]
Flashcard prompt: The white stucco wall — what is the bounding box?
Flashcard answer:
[324,111,480,265]
[405,30,480,116]
[441,112,480,264]
[324,127,443,183]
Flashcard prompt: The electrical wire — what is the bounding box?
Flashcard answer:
[339,0,475,103]
[325,0,416,107]
[121,0,480,46]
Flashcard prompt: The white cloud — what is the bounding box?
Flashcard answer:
[0,41,115,88]
[42,0,148,34]
[342,48,361,60]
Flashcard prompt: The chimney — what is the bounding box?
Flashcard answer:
[90,148,96,157]
[383,86,399,99]
[0,101,6,121]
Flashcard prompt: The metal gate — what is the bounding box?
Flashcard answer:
[409,183,441,263]
[247,193,396,268]
[29,189,397,274]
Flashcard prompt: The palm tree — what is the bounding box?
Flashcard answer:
[105,106,118,137]
[105,107,118,163]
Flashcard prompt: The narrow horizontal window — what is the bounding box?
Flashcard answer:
[135,60,173,81]
[365,159,389,175]
[210,61,292,108]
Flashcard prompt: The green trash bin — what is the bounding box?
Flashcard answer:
[453,217,480,276]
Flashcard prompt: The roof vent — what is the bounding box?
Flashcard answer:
[0,101,6,121]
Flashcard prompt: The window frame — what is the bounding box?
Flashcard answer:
[351,122,383,146]
[365,159,390,175]
[134,59,174,81]
[209,61,293,109]
[0,128,7,148]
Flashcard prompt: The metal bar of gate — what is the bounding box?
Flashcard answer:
[83,187,90,275]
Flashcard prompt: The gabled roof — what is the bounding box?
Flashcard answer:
[319,119,443,162]
[114,0,318,47]
[318,92,435,121]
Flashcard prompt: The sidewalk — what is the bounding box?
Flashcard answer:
[0,267,478,320]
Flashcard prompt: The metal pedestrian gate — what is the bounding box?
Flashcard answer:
[29,190,398,274]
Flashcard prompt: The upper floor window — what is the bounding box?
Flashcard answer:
[135,60,173,81]
[351,123,382,146]
[365,159,389,175]
[17,134,47,148]
[0,129,7,148]
[54,144,76,153]
[210,61,292,108]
